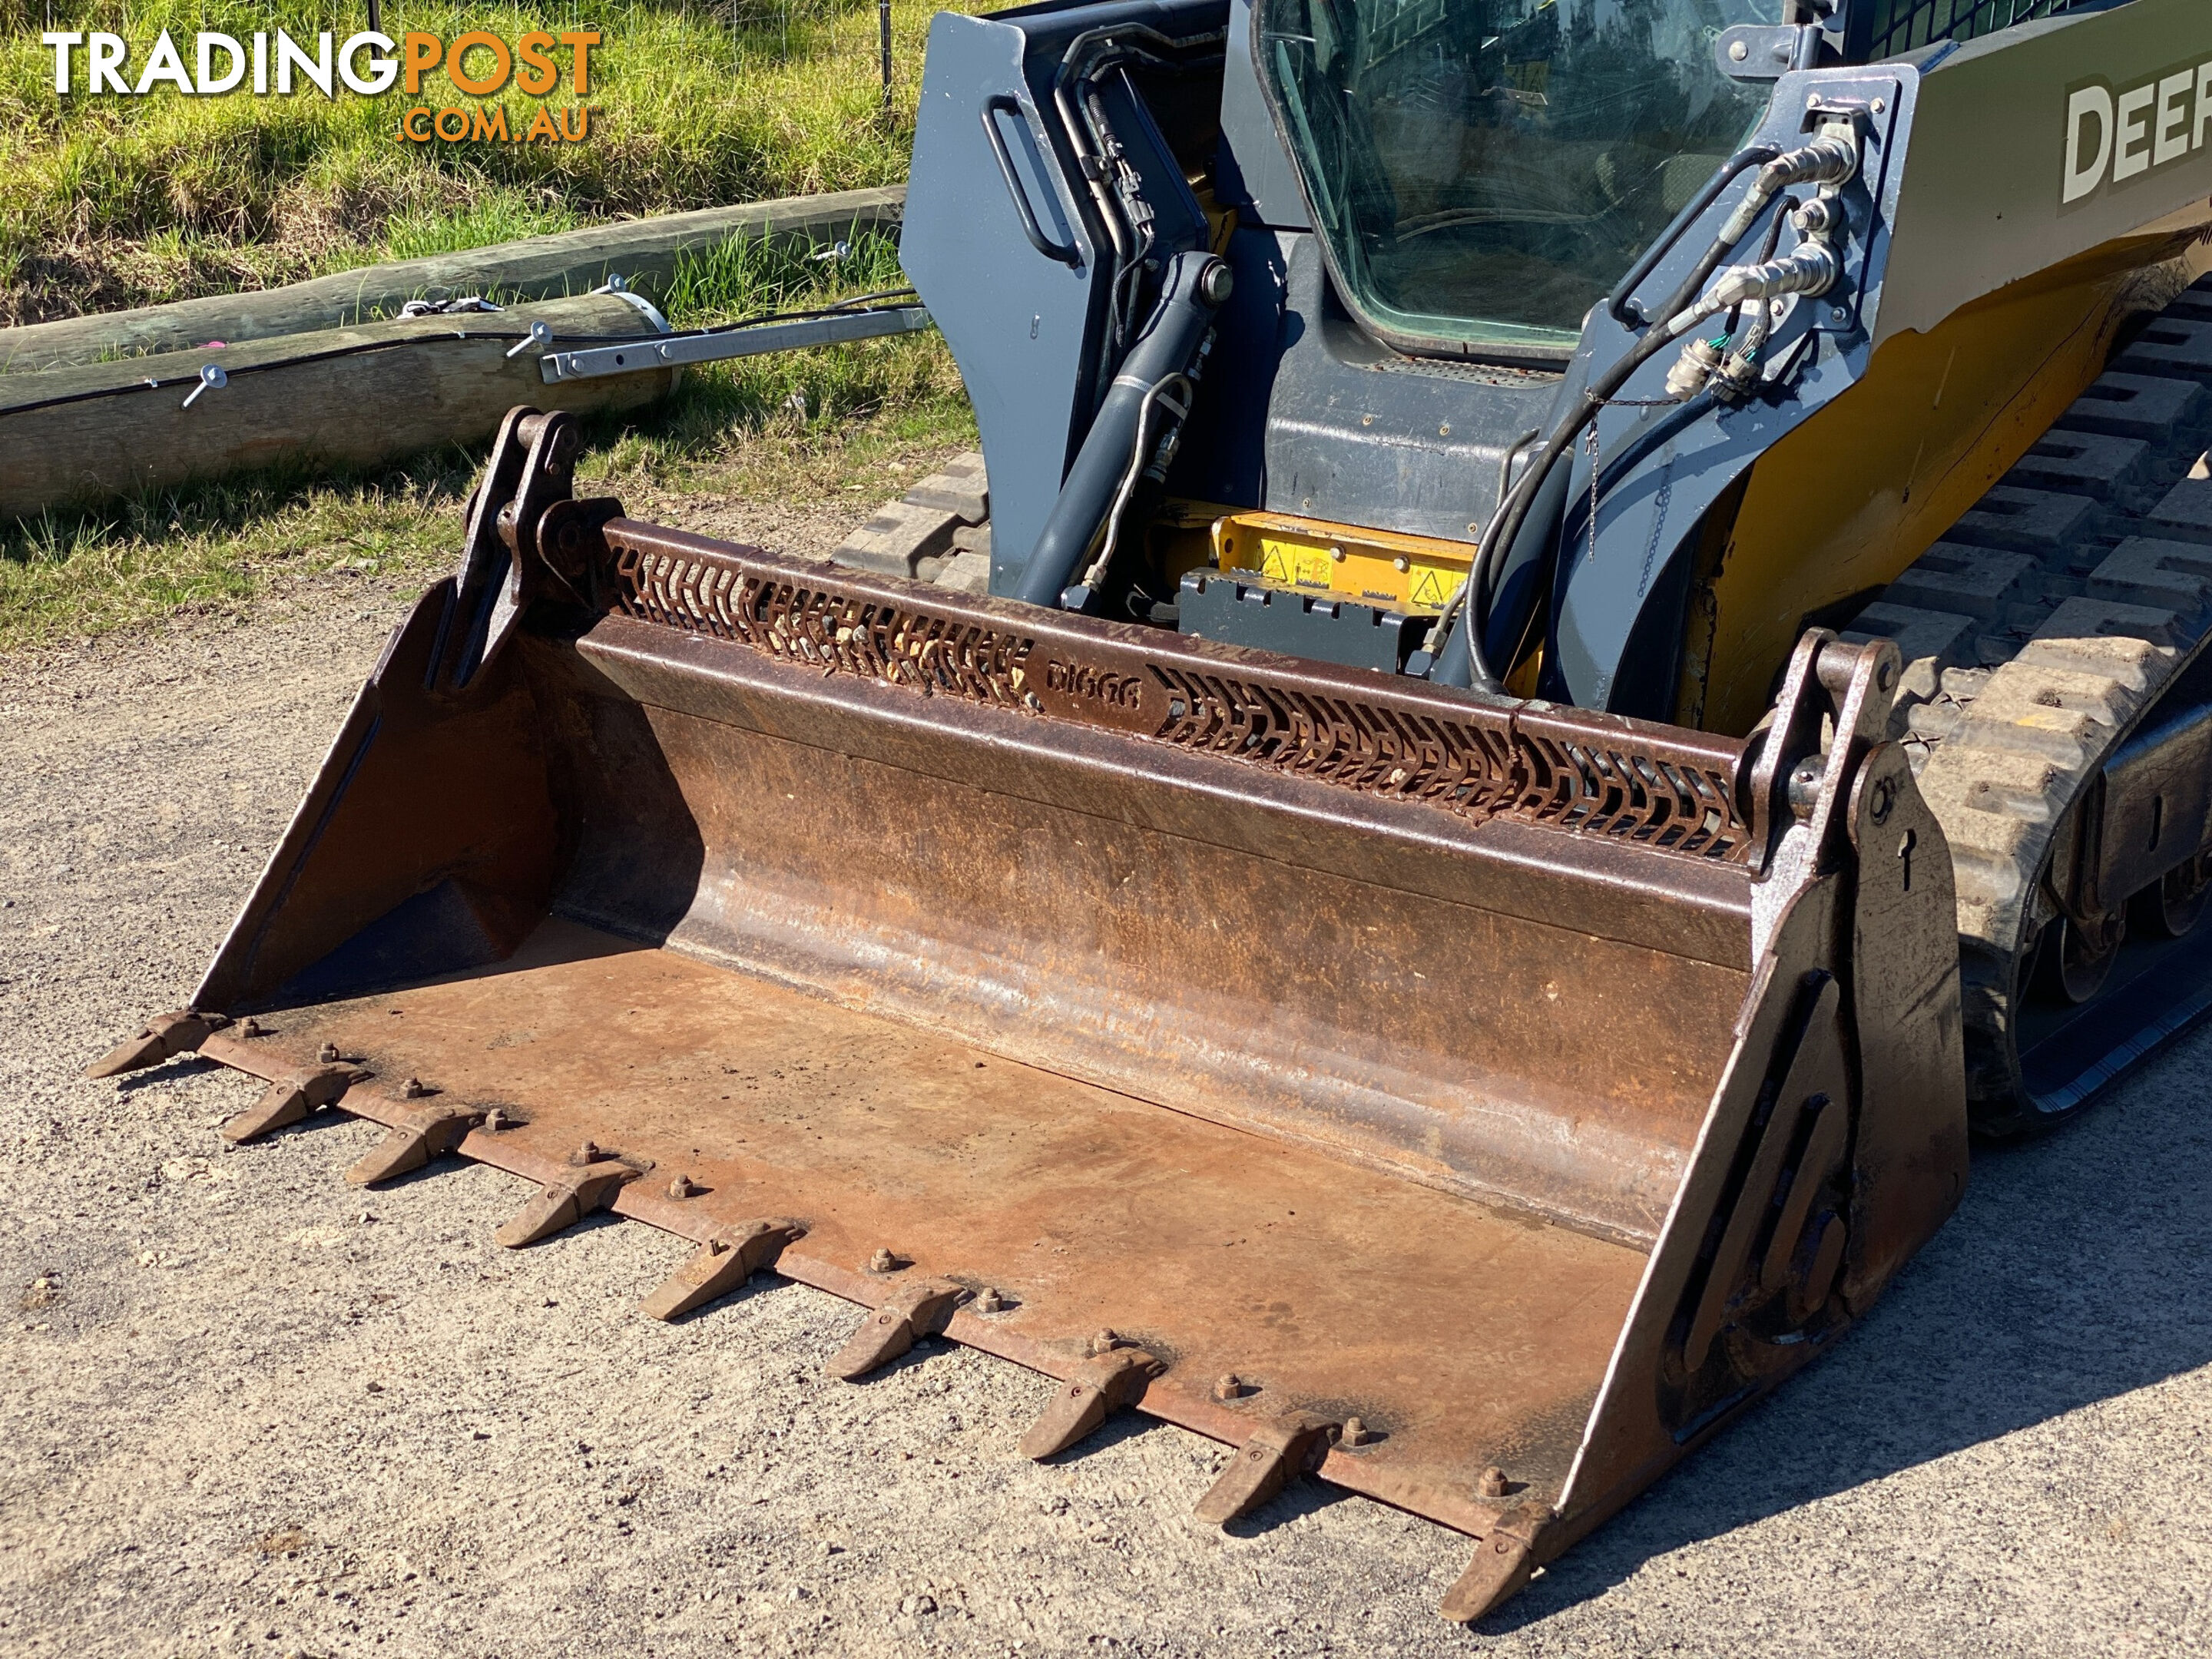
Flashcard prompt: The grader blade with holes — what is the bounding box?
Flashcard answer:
[91,409,1967,1621]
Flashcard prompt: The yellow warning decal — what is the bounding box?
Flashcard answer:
[1210,511,1476,614]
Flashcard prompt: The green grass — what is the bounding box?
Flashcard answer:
[381,192,584,261]
[0,464,469,646]
[2,0,981,322]
[0,228,976,653]
[0,1,988,651]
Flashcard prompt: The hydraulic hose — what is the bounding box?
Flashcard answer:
[1442,130,1860,693]
[1605,145,1781,328]
[1601,23,1831,326]
[1432,321,1692,691]
[1014,250,1233,608]
[1640,134,1856,346]
[1052,25,1226,360]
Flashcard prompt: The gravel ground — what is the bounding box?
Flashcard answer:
[2,557,2209,1659]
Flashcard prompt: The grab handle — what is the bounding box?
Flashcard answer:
[982,94,1082,267]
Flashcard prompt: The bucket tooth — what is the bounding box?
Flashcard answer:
[221,1063,368,1144]
[828,1278,969,1380]
[346,1102,485,1187]
[1018,1347,1162,1460]
[1192,1412,1343,1526]
[1438,1525,1541,1624]
[494,1159,641,1248]
[86,1009,228,1079]
[638,1219,806,1321]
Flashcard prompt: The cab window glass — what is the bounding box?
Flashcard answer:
[1259,0,1771,353]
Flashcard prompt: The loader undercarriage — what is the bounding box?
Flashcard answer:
[1849,280,2212,1130]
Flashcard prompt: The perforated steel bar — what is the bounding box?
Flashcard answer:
[594,522,1756,862]
[539,306,931,383]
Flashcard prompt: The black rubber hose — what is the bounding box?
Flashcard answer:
[1605,144,1783,328]
[1434,320,1690,692]
[1600,22,1828,327]
[1014,250,1229,608]
[1051,27,1227,360]
[1447,142,1847,690]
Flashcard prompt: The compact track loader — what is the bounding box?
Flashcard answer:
[94,0,2212,1623]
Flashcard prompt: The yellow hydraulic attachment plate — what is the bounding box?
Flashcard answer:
[1212,511,1475,614]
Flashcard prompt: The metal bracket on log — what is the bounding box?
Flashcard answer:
[539,306,932,383]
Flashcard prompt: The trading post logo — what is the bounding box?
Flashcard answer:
[40,28,601,145]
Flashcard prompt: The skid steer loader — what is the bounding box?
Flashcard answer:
[92,0,2212,1623]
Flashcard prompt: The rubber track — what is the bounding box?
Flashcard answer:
[1843,277,2212,1128]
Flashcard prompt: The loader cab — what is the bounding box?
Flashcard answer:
[901,0,2141,700]
[905,0,1810,680]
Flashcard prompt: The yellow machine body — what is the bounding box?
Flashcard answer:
[1687,228,2212,736]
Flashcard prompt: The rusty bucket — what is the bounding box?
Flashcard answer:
[92,411,1968,1621]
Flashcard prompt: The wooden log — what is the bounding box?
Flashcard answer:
[0,184,903,375]
[0,293,674,519]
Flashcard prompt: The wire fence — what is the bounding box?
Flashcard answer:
[1855,0,2124,61]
